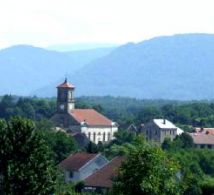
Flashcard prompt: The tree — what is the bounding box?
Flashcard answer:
[112,129,136,145]
[162,137,172,150]
[41,130,77,164]
[112,136,181,195]
[0,117,56,194]
[174,133,194,149]
[86,141,98,153]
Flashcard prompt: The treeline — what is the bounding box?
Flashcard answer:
[78,96,214,130]
[0,95,56,120]
[2,95,214,131]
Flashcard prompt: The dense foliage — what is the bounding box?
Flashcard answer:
[162,134,214,194]
[112,136,181,195]
[0,117,56,194]
[0,95,55,120]
[40,130,77,164]
[2,95,214,132]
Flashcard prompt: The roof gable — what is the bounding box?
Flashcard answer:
[84,156,125,188]
[59,152,98,171]
[70,109,112,126]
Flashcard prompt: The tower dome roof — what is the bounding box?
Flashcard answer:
[57,79,75,89]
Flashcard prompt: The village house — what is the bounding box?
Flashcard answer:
[141,119,183,143]
[189,128,214,149]
[84,156,125,193]
[51,79,118,144]
[59,152,108,182]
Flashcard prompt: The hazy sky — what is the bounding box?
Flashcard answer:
[0,0,214,48]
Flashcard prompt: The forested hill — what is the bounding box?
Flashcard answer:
[0,45,115,95]
[34,33,214,100]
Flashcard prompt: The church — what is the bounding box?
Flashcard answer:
[51,79,118,144]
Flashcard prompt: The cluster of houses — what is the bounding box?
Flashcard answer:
[51,79,214,192]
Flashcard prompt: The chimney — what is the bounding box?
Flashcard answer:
[163,118,166,124]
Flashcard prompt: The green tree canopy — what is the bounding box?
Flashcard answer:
[0,117,56,194]
[112,136,181,195]
[40,130,77,164]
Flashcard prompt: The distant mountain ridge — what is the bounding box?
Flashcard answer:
[0,45,115,95]
[34,33,214,100]
[47,43,119,52]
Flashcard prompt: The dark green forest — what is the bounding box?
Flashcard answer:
[1,95,214,131]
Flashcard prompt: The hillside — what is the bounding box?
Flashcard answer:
[34,33,214,100]
[0,45,115,95]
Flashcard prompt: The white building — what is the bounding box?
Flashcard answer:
[141,119,184,143]
[51,79,118,144]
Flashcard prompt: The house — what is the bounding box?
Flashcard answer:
[84,156,125,193]
[189,129,214,149]
[126,124,139,134]
[59,152,108,182]
[51,79,118,144]
[141,119,183,143]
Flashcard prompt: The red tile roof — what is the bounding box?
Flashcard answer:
[57,79,75,89]
[189,133,214,145]
[59,152,98,171]
[195,128,214,135]
[84,156,125,188]
[70,109,112,126]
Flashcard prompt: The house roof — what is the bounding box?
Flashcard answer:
[153,119,177,129]
[189,133,214,145]
[59,152,98,171]
[177,128,184,135]
[84,156,125,188]
[57,79,75,89]
[70,109,113,126]
[194,128,214,135]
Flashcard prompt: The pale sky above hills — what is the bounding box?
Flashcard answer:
[0,0,214,49]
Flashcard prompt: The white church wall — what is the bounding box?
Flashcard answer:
[81,126,118,144]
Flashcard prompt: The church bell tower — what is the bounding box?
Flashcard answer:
[57,79,75,113]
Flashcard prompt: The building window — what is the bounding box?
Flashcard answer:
[69,171,73,178]
[88,132,91,140]
[103,132,106,142]
[107,132,111,141]
[170,130,171,135]
[93,132,96,142]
